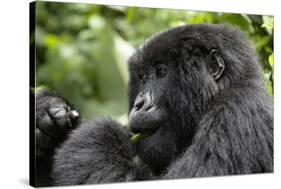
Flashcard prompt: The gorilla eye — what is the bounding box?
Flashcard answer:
[156,65,168,78]
[138,72,148,83]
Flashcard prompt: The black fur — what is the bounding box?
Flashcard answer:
[35,24,273,186]
[52,118,152,185]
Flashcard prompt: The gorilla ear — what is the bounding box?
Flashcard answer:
[209,49,225,80]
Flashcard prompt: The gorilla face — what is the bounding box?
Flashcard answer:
[128,53,177,173]
[128,26,226,173]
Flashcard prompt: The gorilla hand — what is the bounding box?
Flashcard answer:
[36,90,80,158]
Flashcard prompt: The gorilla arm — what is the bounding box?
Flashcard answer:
[52,118,152,185]
[164,94,273,178]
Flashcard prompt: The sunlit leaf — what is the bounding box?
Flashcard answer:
[262,16,274,34]
[32,85,49,94]
[88,15,106,31]
[113,33,135,84]
[268,53,274,68]
[127,7,137,23]
[44,34,60,49]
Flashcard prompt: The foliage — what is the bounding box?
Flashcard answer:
[34,1,274,121]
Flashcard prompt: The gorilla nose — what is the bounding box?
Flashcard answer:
[134,92,153,112]
[129,91,161,134]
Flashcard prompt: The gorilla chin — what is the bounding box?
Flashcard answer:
[136,127,177,174]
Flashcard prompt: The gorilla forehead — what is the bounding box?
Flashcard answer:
[129,24,222,65]
[129,24,252,62]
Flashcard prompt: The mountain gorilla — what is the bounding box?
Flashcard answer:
[35,24,273,186]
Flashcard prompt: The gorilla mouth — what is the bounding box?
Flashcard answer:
[130,130,157,143]
[129,113,162,143]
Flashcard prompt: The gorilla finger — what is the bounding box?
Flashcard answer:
[56,116,72,131]
[36,112,54,134]
[49,107,67,118]
[68,110,80,125]
[36,111,66,137]
[48,107,72,130]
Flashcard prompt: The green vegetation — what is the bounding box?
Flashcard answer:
[34,1,274,122]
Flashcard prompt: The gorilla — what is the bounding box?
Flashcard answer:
[34,24,273,187]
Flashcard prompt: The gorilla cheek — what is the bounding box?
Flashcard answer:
[136,127,177,173]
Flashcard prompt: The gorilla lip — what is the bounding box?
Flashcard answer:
[130,130,156,143]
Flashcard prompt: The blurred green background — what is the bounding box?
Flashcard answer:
[34,1,274,123]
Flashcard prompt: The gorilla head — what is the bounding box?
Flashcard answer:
[127,24,262,174]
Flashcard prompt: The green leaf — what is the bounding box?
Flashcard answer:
[268,53,274,68]
[130,133,151,143]
[220,14,251,31]
[113,33,135,84]
[33,85,49,94]
[44,34,60,49]
[127,7,137,23]
[262,16,274,33]
[88,23,129,118]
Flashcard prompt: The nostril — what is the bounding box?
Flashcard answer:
[135,100,145,111]
[144,104,153,111]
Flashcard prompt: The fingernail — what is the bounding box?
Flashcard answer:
[69,110,80,120]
